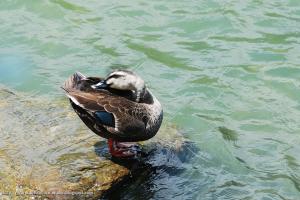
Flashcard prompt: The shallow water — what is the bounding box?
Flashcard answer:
[1,0,300,199]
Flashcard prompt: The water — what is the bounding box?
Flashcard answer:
[1,0,300,199]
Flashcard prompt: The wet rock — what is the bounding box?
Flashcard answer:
[0,87,187,200]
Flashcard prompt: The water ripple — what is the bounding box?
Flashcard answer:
[1,0,300,199]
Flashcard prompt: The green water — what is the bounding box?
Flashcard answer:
[1,0,300,199]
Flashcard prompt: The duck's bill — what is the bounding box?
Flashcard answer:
[91,80,109,89]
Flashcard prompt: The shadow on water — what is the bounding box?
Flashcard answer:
[93,140,198,199]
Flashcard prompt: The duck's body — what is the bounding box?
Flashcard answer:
[62,70,163,157]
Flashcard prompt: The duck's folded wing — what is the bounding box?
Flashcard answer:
[65,91,104,112]
[101,98,148,138]
[65,91,147,138]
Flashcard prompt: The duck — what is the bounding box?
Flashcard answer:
[62,69,163,157]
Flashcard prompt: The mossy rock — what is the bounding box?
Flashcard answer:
[0,87,187,199]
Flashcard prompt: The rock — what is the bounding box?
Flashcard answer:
[0,87,187,200]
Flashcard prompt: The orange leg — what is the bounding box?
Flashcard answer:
[107,138,139,158]
[108,138,114,154]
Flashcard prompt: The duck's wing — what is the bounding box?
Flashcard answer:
[66,90,147,140]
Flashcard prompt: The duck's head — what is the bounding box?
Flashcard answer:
[92,70,145,102]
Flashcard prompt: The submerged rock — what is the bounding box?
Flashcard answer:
[0,87,187,199]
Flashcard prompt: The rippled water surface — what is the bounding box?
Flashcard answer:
[1,0,300,199]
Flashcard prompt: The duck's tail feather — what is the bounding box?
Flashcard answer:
[62,72,86,93]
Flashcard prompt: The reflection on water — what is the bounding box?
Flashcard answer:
[1,0,300,199]
[101,140,198,200]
